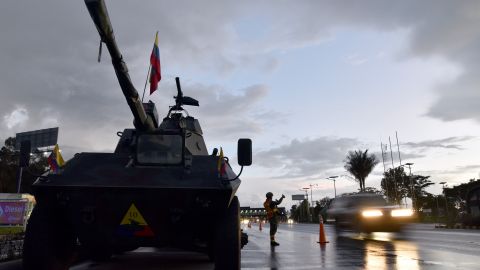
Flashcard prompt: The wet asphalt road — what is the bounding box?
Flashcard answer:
[242,223,480,269]
[2,223,479,269]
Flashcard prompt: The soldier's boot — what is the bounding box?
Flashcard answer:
[270,235,280,246]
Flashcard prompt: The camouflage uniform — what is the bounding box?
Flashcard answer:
[263,193,284,246]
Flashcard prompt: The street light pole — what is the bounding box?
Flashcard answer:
[404,162,414,209]
[309,183,318,207]
[302,187,311,222]
[439,181,448,218]
[327,176,339,197]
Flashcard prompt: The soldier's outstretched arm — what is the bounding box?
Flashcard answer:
[275,194,285,205]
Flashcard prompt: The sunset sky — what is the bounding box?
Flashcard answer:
[2,0,480,208]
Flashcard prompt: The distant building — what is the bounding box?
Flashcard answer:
[240,206,286,221]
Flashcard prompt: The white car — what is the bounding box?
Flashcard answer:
[328,193,414,232]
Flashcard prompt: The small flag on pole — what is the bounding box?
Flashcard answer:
[47,144,65,172]
[149,32,161,95]
[217,147,226,177]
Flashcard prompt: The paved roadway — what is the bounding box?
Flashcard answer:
[2,223,479,269]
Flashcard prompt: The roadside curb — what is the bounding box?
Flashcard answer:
[435,224,480,230]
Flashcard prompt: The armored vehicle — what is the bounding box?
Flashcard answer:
[22,0,252,269]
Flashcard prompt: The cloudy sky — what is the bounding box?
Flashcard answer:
[2,0,480,208]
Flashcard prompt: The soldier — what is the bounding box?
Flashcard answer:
[263,192,285,246]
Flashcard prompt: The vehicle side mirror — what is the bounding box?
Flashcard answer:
[237,139,252,166]
[19,140,31,167]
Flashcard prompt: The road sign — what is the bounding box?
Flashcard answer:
[15,127,58,151]
[292,194,306,201]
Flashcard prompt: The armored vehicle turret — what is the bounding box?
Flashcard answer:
[22,1,252,269]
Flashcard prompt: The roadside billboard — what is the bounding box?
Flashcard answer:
[0,201,27,225]
[292,194,306,201]
[15,127,58,151]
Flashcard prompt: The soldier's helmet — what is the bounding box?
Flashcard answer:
[266,192,273,198]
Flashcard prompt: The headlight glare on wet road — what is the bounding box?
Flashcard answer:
[362,209,383,217]
[391,209,413,217]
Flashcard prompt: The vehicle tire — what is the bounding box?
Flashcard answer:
[213,196,240,270]
[23,205,76,270]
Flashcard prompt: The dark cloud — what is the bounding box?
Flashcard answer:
[255,137,362,178]
[248,1,480,123]
[0,0,273,156]
[2,0,480,160]
[417,165,480,183]
[402,136,475,150]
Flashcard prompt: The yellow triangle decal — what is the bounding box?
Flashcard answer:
[120,203,148,226]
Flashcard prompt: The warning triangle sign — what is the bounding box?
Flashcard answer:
[120,204,148,225]
[117,203,154,237]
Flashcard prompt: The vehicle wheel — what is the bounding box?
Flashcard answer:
[213,196,240,270]
[23,205,76,270]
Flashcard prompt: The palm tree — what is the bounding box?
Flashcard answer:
[344,149,379,192]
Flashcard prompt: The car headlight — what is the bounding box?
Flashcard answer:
[391,209,413,217]
[362,209,383,217]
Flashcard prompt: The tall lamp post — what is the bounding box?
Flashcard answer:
[301,187,311,222]
[308,183,319,207]
[439,181,448,217]
[403,162,415,209]
[327,176,339,197]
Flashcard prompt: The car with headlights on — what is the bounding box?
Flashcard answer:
[328,193,415,232]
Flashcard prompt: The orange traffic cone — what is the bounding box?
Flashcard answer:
[259,220,263,231]
[317,215,329,244]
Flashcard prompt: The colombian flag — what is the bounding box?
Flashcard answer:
[47,144,65,172]
[217,147,226,177]
[149,32,161,94]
